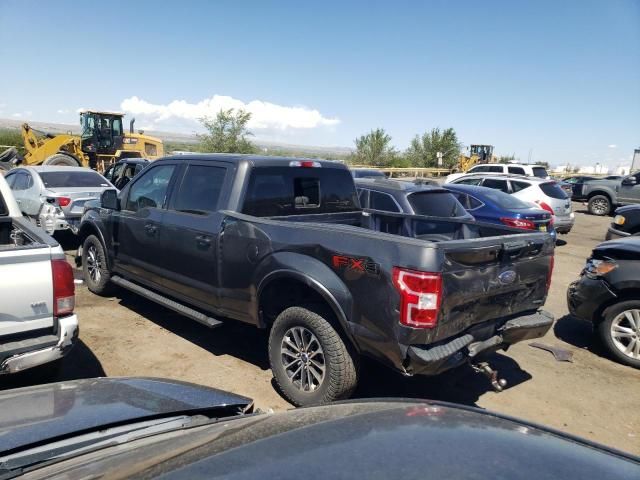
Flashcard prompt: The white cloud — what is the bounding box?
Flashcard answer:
[120,95,340,131]
[57,109,69,114]
[608,144,617,148]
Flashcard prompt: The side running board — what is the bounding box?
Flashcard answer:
[111,275,223,329]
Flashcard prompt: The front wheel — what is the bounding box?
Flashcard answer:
[268,307,358,406]
[598,300,640,369]
[588,195,611,216]
[82,234,115,296]
[43,154,80,167]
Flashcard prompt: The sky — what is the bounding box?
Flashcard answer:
[0,0,638,167]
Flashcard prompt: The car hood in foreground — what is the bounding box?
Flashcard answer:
[0,377,252,454]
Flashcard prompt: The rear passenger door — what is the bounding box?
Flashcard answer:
[159,161,231,309]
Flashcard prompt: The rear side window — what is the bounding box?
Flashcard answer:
[532,167,548,178]
[173,165,226,214]
[511,180,531,192]
[39,171,109,188]
[487,166,504,173]
[455,177,482,185]
[369,191,400,212]
[408,191,467,217]
[539,182,568,200]
[11,173,30,190]
[242,167,359,217]
[508,166,525,175]
[481,178,510,193]
[469,166,488,173]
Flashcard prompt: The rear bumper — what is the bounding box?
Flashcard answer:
[605,226,630,241]
[554,215,575,234]
[0,315,79,374]
[405,310,554,376]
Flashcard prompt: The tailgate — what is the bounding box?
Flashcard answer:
[0,247,55,336]
[434,234,553,342]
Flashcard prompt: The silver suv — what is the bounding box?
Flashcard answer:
[450,174,574,234]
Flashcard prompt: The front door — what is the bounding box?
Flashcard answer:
[114,163,178,285]
[618,172,640,204]
[158,162,229,310]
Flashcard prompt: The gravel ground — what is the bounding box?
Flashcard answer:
[4,203,639,455]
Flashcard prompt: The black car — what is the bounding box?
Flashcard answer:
[562,175,596,200]
[606,204,640,240]
[567,236,640,368]
[350,167,386,179]
[103,158,149,190]
[1,377,638,479]
[355,177,473,219]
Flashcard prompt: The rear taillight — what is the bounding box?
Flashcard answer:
[500,217,535,230]
[57,197,71,207]
[536,201,555,225]
[546,255,554,292]
[52,259,75,316]
[392,267,442,328]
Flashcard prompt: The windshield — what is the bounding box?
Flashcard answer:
[38,171,110,188]
[408,191,467,217]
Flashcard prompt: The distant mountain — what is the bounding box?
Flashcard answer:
[0,118,353,157]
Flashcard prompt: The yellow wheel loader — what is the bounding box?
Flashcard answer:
[455,144,495,173]
[16,111,164,172]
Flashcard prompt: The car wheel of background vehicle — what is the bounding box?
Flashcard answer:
[43,154,80,167]
[269,306,358,407]
[588,195,611,216]
[598,300,640,369]
[82,234,114,295]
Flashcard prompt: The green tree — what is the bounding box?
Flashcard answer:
[405,127,461,168]
[353,128,396,166]
[497,154,516,164]
[198,108,257,154]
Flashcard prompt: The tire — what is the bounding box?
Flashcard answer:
[82,234,115,295]
[268,306,358,406]
[43,153,80,167]
[598,300,640,369]
[588,195,611,216]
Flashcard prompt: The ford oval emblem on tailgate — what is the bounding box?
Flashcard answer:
[498,270,517,285]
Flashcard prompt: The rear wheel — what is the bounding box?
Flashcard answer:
[82,234,114,295]
[268,307,358,406]
[598,300,640,369]
[43,154,80,167]
[588,195,611,216]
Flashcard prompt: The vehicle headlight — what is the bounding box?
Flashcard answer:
[585,258,617,278]
[614,215,625,225]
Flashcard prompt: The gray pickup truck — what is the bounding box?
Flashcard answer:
[0,174,78,375]
[79,154,555,406]
[580,171,640,216]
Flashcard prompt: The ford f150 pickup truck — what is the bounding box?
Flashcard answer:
[579,171,640,216]
[0,173,78,375]
[78,154,555,406]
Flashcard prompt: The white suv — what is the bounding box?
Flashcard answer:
[446,163,550,183]
[449,174,574,234]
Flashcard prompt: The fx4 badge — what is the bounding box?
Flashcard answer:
[332,255,380,277]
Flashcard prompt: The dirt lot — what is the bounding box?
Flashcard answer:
[5,204,639,455]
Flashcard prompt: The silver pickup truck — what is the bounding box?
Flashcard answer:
[0,173,78,375]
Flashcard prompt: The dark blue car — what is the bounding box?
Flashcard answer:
[444,183,555,237]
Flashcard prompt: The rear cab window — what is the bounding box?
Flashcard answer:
[242,166,359,217]
[408,191,467,217]
[39,171,110,188]
[539,182,568,200]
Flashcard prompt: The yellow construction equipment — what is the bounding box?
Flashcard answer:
[455,144,495,173]
[19,111,164,171]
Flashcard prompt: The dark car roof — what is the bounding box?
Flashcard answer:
[0,377,251,453]
[110,400,639,479]
[160,153,348,170]
[117,158,149,165]
[355,178,445,194]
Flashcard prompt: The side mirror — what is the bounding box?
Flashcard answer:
[622,177,637,186]
[101,189,120,210]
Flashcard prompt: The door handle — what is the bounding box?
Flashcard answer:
[196,235,212,247]
[144,223,158,236]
